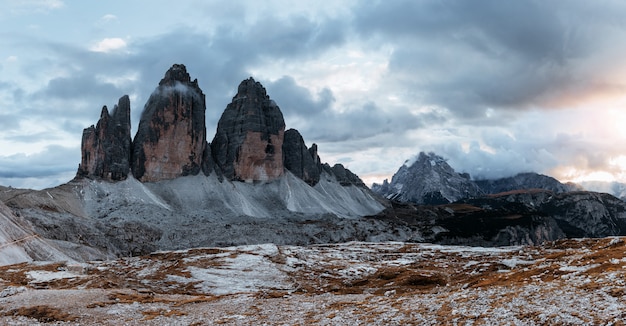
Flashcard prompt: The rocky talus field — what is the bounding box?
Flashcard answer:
[2,237,626,325]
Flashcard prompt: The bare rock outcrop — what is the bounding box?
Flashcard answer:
[283,129,321,186]
[131,64,207,182]
[323,163,367,188]
[77,95,132,181]
[211,78,285,182]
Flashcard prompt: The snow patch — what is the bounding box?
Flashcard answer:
[187,253,292,295]
[26,270,81,283]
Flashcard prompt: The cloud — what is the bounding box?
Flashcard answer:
[90,38,127,53]
[265,75,444,144]
[5,0,64,14]
[353,0,626,121]
[100,14,117,22]
[0,145,78,179]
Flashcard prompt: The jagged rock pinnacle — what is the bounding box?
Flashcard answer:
[211,77,285,182]
[283,129,321,186]
[131,64,207,182]
[77,95,132,181]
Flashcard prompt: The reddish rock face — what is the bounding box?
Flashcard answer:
[131,64,207,182]
[234,131,284,182]
[77,95,131,181]
[211,78,285,182]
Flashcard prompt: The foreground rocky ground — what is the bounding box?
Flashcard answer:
[1,237,625,325]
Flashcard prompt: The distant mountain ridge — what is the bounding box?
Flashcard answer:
[369,152,626,246]
[475,172,582,194]
[373,152,586,204]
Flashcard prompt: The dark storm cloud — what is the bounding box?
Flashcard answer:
[265,76,444,143]
[353,0,626,119]
[265,76,335,116]
[36,74,123,102]
[4,12,349,141]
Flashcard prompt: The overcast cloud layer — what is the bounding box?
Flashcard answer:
[1,0,626,189]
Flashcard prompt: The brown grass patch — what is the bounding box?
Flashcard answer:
[3,305,77,323]
[608,287,626,297]
[172,295,221,306]
[142,308,187,320]
[444,203,484,213]
[87,291,170,307]
[0,262,29,286]
[325,266,450,295]
[487,189,549,197]
[256,290,289,299]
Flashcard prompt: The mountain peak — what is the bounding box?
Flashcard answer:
[132,65,207,182]
[77,64,366,188]
[211,77,285,182]
[373,152,483,204]
[404,152,449,169]
[159,63,193,86]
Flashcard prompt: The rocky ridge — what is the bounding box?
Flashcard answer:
[475,172,581,194]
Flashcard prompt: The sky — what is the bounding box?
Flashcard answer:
[1,0,626,189]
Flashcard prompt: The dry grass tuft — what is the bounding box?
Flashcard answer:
[4,305,77,322]
[141,308,187,320]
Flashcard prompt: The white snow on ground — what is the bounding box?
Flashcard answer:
[25,270,82,283]
[186,252,292,295]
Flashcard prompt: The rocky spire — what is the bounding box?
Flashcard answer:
[211,77,285,182]
[77,95,132,181]
[283,129,321,186]
[131,64,207,182]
